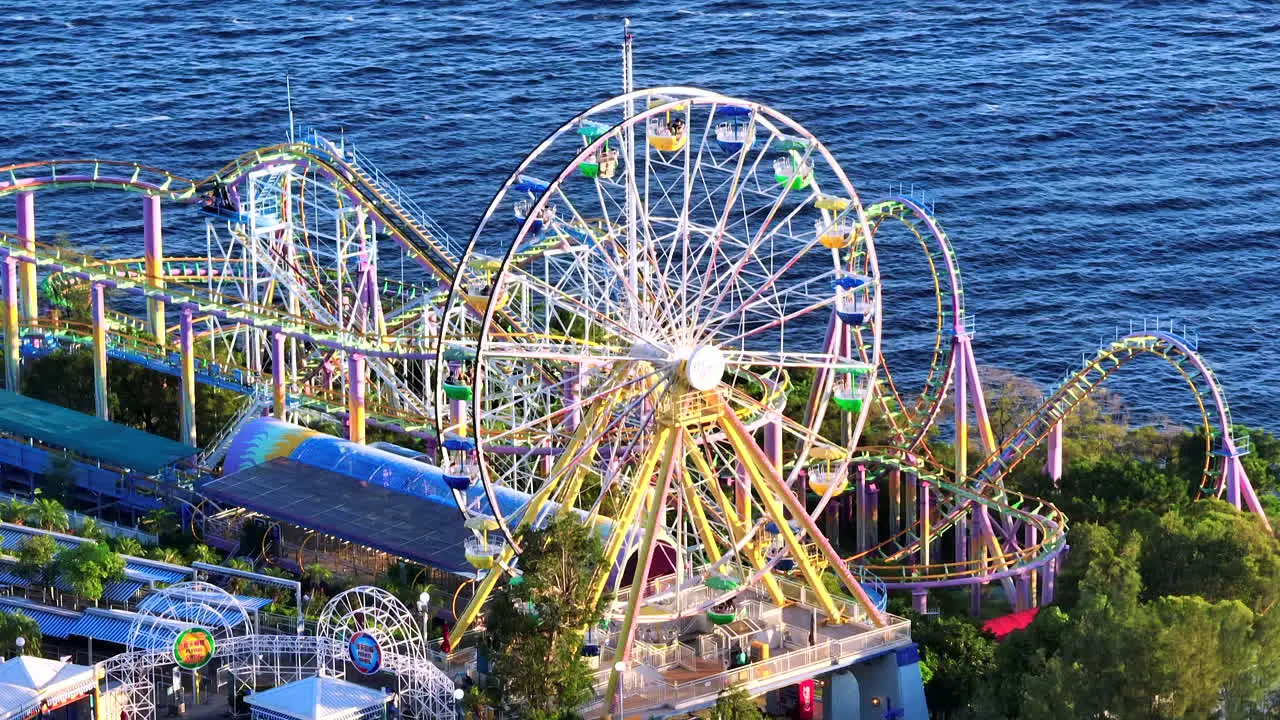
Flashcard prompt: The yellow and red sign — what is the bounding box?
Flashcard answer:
[173,628,215,670]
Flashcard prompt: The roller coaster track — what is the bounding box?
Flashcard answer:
[850,326,1268,585]
[863,196,966,455]
[204,128,458,285]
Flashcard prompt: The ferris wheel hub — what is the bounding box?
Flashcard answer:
[682,345,726,391]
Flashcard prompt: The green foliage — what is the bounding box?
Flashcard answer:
[110,536,145,557]
[141,508,180,543]
[484,515,606,718]
[77,517,107,541]
[13,535,58,588]
[905,612,997,719]
[55,541,126,602]
[185,543,221,566]
[0,612,41,656]
[27,497,69,532]
[0,498,27,523]
[709,683,763,720]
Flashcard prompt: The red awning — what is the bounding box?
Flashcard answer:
[982,607,1039,641]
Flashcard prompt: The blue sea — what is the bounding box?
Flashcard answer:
[2,0,1278,432]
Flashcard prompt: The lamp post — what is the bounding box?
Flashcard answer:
[15,636,25,656]
[452,687,464,720]
[416,591,431,647]
[613,661,626,720]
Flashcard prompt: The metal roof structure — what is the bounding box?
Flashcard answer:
[199,457,471,574]
[0,391,197,474]
[0,598,80,639]
[245,677,390,720]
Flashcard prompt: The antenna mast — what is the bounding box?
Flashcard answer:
[623,19,639,320]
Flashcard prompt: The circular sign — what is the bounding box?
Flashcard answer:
[348,631,383,675]
[173,628,215,670]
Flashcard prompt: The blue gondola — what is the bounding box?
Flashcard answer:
[512,175,549,194]
[715,106,754,155]
[443,468,473,491]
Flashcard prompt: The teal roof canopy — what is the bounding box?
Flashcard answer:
[0,391,197,474]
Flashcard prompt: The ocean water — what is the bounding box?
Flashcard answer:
[2,0,1278,431]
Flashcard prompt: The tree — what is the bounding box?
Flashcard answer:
[111,536,145,557]
[0,498,28,523]
[27,497,69,532]
[56,541,126,602]
[13,535,59,590]
[141,507,179,542]
[907,613,997,719]
[0,613,41,656]
[302,563,333,592]
[186,543,221,566]
[484,515,607,718]
[710,683,763,720]
[148,546,184,565]
[77,517,107,542]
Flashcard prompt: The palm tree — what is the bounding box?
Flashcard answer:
[148,546,184,565]
[27,498,69,532]
[112,536,145,557]
[225,558,254,594]
[76,517,107,541]
[186,543,221,566]
[140,508,178,538]
[302,563,333,592]
[0,498,28,524]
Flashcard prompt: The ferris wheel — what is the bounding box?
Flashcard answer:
[439,89,888,643]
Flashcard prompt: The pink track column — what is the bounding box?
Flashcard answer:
[1045,421,1063,486]
[348,353,367,444]
[15,193,38,324]
[143,195,166,346]
[272,332,287,419]
[3,257,20,392]
[179,306,196,445]
[91,282,109,420]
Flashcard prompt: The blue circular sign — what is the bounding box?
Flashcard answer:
[348,631,383,675]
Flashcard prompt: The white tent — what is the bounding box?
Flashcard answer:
[245,677,390,720]
[0,656,98,720]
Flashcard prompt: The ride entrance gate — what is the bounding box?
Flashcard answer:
[100,583,454,720]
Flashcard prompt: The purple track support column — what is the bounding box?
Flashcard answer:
[348,353,367,444]
[143,195,167,347]
[911,589,927,614]
[179,306,196,446]
[1024,523,1040,607]
[92,283,109,420]
[15,192,37,324]
[272,332,287,419]
[3,257,20,392]
[1045,420,1064,486]
[1040,557,1056,606]
[855,464,868,553]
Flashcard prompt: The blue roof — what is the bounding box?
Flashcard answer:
[122,558,191,585]
[67,610,175,650]
[0,526,78,552]
[0,600,80,639]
